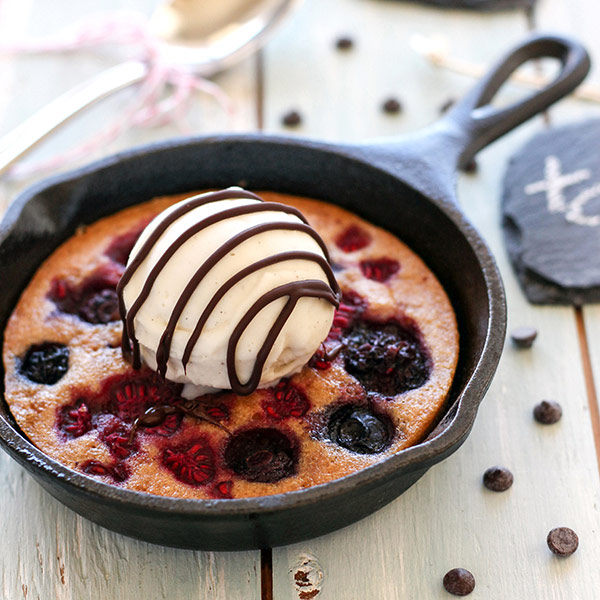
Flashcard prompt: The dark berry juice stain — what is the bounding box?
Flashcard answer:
[224,428,297,483]
[48,263,123,324]
[162,438,216,486]
[104,222,149,266]
[342,320,430,395]
[335,224,372,252]
[359,258,400,282]
[57,399,91,438]
[262,380,309,419]
[328,405,393,454]
[19,342,69,385]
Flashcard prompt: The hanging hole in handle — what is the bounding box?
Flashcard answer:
[447,35,591,171]
[484,57,563,111]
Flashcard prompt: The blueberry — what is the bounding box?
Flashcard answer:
[19,343,69,385]
[224,428,297,483]
[328,405,392,454]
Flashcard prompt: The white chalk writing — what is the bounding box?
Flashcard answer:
[525,155,599,227]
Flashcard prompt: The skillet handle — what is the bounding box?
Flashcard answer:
[446,33,590,169]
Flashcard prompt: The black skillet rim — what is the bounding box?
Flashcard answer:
[0,133,506,517]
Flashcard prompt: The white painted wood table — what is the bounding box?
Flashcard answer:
[1,0,600,598]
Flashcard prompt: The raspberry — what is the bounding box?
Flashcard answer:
[263,380,309,419]
[100,421,137,459]
[104,222,148,266]
[326,293,364,341]
[335,224,372,252]
[204,403,230,422]
[214,480,233,499]
[103,373,180,423]
[146,412,182,437]
[57,399,91,438]
[80,460,130,483]
[162,439,215,486]
[359,258,400,282]
[111,380,161,422]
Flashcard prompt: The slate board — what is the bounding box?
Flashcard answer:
[502,119,600,305]
[396,0,536,11]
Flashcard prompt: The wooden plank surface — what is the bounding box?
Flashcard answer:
[536,0,600,496]
[263,0,600,598]
[2,0,600,598]
[0,1,261,599]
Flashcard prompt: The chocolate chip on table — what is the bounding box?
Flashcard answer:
[281,110,302,127]
[440,97,456,114]
[483,466,514,492]
[335,36,354,50]
[510,326,538,348]
[382,97,403,114]
[443,568,475,596]
[460,158,478,174]
[547,527,579,557]
[534,400,562,425]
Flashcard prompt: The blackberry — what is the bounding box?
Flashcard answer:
[224,428,297,483]
[343,320,430,395]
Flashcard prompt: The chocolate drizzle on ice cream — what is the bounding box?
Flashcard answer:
[117,188,340,396]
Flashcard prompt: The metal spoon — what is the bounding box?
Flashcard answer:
[0,0,300,176]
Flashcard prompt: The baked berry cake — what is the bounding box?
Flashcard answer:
[2,190,458,499]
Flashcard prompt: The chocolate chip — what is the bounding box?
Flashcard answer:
[461,158,478,174]
[534,400,562,425]
[382,97,402,115]
[440,97,456,114]
[483,466,514,492]
[547,527,579,557]
[510,326,538,348]
[282,110,302,127]
[443,568,475,596]
[335,36,354,50]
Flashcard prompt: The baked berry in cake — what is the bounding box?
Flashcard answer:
[3,190,458,499]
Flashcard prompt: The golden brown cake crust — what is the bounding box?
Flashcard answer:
[3,191,458,499]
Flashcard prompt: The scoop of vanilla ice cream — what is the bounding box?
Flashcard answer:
[120,189,337,398]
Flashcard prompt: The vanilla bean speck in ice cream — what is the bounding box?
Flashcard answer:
[117,188,340,398]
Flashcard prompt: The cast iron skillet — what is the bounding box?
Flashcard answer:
[0,34,590,550]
